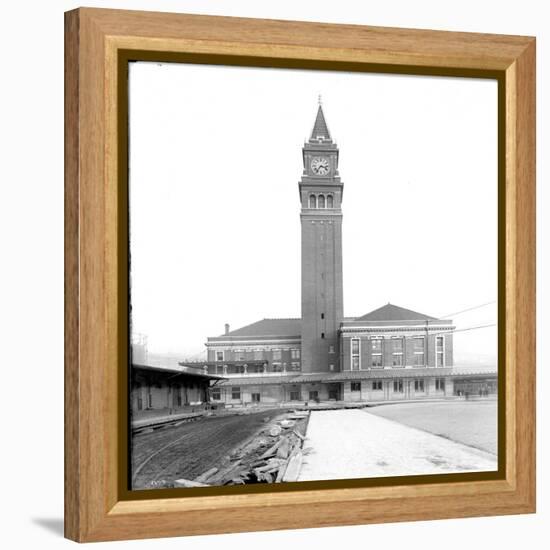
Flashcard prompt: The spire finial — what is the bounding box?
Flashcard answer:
[309,97,331,141]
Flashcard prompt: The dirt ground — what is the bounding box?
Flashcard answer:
[131,409,283,489]
[367,399,498,454]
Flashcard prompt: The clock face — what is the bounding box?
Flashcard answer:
[311,156,330,176]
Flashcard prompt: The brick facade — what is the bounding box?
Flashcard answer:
[199,105,496,405]
[300,104,344,373]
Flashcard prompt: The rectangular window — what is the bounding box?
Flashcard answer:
[371,355,382,368]
[216,351,224,361]
[414,379,425,392]
[371,338,383,368]
[392,354,404,367]
[254,349,263,360]
[272,349,282,360]
[329,345,335,354]
[309,390,319,401]
[321,332,325,339]
[231,387,241,400]
[392,337,404,367]
[251,393,260,403]
[329,364,335,371]
[371,339,382,352]
[351,338,360,370]
[372,380,383,391]
[351,382,361,392]
[272,363,283,372]
[413,337,425,366]
[436,336,445,367]
[290,349,300,359]
[392,338,403,353]
[289,390,300,401]
[211,388,221,401]
[321,313,324,319]
[393,379,404,393]
[290,362,301,371]
[436,378,445,391]
[413,337,425,351]
[216,365,224,375]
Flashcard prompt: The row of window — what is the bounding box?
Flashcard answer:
[352,379,446,392]
[308,194,334,209]
[350,336,445,369]
[215,349,300,361]
[273,362,301,372]
[214,361,302,375]
[211,378,447,401]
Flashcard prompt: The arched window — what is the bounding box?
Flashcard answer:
[309,194,317,209]
[318,194,325,208]
[327,194,334,208]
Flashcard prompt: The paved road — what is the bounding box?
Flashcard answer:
[298,409,497,482]
[368,400,498,454]
[131,410,281,489]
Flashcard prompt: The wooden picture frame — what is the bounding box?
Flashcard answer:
[64,7,536,542]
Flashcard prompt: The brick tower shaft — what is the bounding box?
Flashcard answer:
[299,103,344,373]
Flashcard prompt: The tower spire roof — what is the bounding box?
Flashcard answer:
[310,103,331,141]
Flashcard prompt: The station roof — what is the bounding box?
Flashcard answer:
[354,303,438,322]
[210,305,447,342]
[213,318,301,339]
[132,363,226,381]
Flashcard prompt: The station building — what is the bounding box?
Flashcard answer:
[130,362,224,419]
[179,103,497,406]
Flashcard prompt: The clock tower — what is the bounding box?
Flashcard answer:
[299,102,344,373]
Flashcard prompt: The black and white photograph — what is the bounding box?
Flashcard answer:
[4,0,545,546]
[128,61,499,490]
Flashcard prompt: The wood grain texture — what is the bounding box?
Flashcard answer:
[512,40,536,505]
[64,7,536,542]
[64,8,80,541]
[82,7,531,70]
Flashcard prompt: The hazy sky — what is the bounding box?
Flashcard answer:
[129,62,498,362]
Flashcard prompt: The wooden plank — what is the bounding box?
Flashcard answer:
[512,39,536,510]
[82,7,531,70]
[64,8,80,542]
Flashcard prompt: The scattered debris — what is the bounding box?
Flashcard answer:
[276,437,291,459]
[288,413,309,420]
[210,409,310,485]
[174,478,211,488]
[281,450,303,482]
[279,419,296,429]
[269,425,282,437]
[194,467,218,483]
